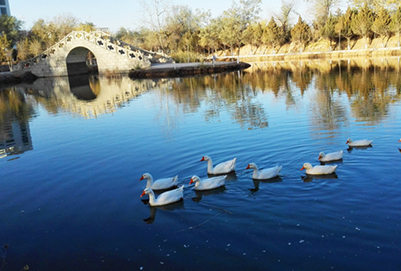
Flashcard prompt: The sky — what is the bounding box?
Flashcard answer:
[10,0,348,33]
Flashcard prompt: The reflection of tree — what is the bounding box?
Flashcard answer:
[160,73,270,130]
[0,89,35,123]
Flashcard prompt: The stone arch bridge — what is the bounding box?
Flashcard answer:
[13,31,173,77]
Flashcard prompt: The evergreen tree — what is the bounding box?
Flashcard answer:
[390,7,401,47]
[263,17,283,48]
[291,16,311,45]
[372,7,391,45]
[321,13,339,42]
[351,3,375,47]
[335,7,356,50]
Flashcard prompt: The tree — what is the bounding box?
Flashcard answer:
[335,7,356,50]
[321,12,339,42]
[76,22,96,32]
[0,31,11,63]
[263,17,284,48]
[304,0,340,34]
[274,0,296,43]
[0,15,23,46]
[372,7,392,46]
[351,3,375,47]
[243,22,264,54]
[220,0,262,57]
[291,16,311,46]
[199,17,221,54]
[390,7,401,46]
[140,0,170,52]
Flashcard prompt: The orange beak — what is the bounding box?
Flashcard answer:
[189,178,194,185]
[245,164,250,169]
[399,139,401,142]
[139,175,144,181]
[200,156,205,161]
[318,156,322,160]
[140,190,146,197]
[346,140,349,144]
[300,166,305,170]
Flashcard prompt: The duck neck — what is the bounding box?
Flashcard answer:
[252,166,259,178]
[207,159,214,173]
[147,190,156,205]
[146,176,153,188]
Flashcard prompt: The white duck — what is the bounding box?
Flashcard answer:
[200,156,236,175]
[189,175,226,190]
[139,173,178,190]
[300,163,337,175]
[346,138,373,147]
[318,150,343,162]
[245,163,282,180]
[140,185,184,206]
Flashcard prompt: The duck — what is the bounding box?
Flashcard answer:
[139,173,178,190]
[245,163,282,180]
[189,175,226,190]
[300,163,337,175]
[318,150,343,162]
[200,156,236,175]
[346,138,373,147]
[398,139,401,142]
[140,185,184,206]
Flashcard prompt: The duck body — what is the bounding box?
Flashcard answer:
[140,173,178,190]
[189,175,226,190]
[318,150,343,162]
[301,163,337,175]
[246,163,282,180]
[346,138,373,147]
[140,185,184,206]
[200,156,236,175]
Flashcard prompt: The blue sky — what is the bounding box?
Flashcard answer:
[11,0,347,33]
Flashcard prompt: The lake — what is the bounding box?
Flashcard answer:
[1,59,401,270]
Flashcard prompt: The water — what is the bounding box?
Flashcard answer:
[1,61,401,270]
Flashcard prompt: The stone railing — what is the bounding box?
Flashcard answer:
[13,30,173,71]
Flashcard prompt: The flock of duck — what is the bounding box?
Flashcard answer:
[139,138,377,207]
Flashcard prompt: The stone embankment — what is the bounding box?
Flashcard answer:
[129,62,250,78]
[0,71,37,88]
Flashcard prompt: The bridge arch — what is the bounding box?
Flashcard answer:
[66,46,98,76]
[12,31,173,78]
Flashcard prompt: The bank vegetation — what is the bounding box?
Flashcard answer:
[1,0,401,66]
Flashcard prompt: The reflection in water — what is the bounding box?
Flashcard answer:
[302,173,338,182]
[1,57,401,142]
[250,177,283,193]
[142,201,185,224]
[192,186,227,202]
[68,75,100,101]
[347,145,373,153]
[0,89,34,160]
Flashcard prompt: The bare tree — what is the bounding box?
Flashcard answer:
[273,0,297,43]
[140,0,171,52]
[304,0,340,31]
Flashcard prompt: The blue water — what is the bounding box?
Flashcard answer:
[1,66,401,270]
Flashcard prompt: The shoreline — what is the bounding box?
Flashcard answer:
[128,62,251,78]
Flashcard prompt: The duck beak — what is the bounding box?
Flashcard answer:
[300,166,305,170]
[245,164,250,169]
[346,140,349,144]
[200,156,205,161]
[189,179,194,185]
[139,175,145,181]
[140,191,146,197]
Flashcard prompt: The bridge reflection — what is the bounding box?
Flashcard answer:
[68,75,100,101]
[15,75,156,118]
